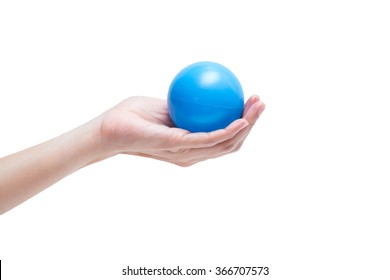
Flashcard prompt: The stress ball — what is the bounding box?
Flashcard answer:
[168,61,244,132]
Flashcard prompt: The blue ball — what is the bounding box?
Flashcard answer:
[168,61,244,133]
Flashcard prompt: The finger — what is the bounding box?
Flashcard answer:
[207,100,266,155]
[233,101,266,144]
[167,129,248,163]
[152,99,265,164]
[225,101,266,153]
[179,118,249,149]
[243,100,265,125]
[243,95,260,117]
[156,120,252,165]
[169,101,264,157]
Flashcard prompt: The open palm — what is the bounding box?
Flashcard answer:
[100,96,265,166]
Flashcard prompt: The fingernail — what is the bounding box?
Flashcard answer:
[253,95,260,102]
[258,102,266,115]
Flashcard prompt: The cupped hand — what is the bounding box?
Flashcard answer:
[99,96,265,166]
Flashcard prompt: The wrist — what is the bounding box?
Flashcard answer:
[78,115,115,166]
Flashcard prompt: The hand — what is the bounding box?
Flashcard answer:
[0,95,265,214]
[99,95,265,166]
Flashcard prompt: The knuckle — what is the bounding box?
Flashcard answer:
[222,143,236,153]
[176,162,194,168]
[234,142,244,152]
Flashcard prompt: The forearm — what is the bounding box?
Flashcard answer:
[0,117,106,214]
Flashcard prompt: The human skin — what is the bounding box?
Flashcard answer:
[0,95,265,214]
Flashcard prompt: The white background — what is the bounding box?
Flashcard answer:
[1,0,389,279]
